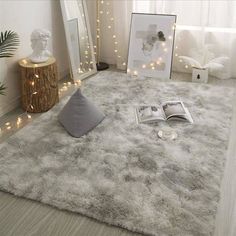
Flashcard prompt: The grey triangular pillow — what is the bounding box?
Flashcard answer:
[58,89,105,138]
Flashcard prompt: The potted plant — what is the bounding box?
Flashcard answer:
[0,30,20,95]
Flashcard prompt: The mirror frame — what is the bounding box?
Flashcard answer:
[60,0,97,81]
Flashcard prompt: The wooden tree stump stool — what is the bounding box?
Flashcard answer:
[18,57,59,113]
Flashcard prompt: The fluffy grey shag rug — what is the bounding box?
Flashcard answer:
[0,71,235,236]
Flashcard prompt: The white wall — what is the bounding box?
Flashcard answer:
[0,0,69,117]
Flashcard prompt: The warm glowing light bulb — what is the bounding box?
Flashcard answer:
[114,49,118,53]
[176,46,178,49]
[32,92,37,95]
[179,59,183,63]
[156,61,160,65]
[127,68,130,73]
[142,64,146,69]
[159,57,162,61]
[114,41,118,45]
[108,25,111,29]
[112,35,116,38]
[168,36,172,40]
[76,80,81,86]
[110,17,114,21]
[7,126,11,130]
[97,19,100,23]
[27,114,32,119]
[100,10,103,14]
[67,82,72,86]
[164,48,168,52]
[175,53,178,57]
[35,74,39,78]
[97,35,100,38]
[122,62,126,66]
[5,122,10,126]
[101,0,104,3]
[94,45,97,48]
[133,71,138,76]
[150,63,154,66]
[106,11,110,15]
[185,65,189,69]
[151,66,155,70]
[162,42,166,47]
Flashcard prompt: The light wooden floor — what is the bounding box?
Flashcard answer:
[0,71,235,236]
[0,191,140,236]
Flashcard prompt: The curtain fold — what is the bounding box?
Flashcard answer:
[98,0,236,79]
[133,0,236,79]
[113,0,133,69]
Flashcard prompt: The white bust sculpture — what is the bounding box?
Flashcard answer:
[29,29,52,63]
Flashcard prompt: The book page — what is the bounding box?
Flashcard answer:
[136,105,165,123]
[162,101,187,120]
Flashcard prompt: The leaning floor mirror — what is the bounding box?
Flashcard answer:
[60,0,96,81]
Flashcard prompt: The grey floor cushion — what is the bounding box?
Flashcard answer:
[58,88,105,137]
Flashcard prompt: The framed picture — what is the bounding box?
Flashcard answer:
[127,13,176,79]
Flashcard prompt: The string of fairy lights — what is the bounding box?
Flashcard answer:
[94,0,191,74]
[77,2,94,74]
[94,0,127,67]
[0,60,81,138]
[0,1,191,138]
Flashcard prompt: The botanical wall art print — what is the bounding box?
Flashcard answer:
[127,13,176,79]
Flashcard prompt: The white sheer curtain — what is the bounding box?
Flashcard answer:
[98,0,133,69]
[105,0,236,79]
[132,0,236,79]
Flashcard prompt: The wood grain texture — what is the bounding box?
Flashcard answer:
[19,57,59,113]
[0,192,141,236]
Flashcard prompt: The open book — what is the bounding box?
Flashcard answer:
[135,101,193,124]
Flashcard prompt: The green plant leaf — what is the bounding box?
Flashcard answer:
[0,30,20,58]
[0,82,6,96]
